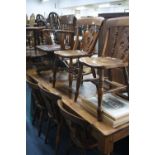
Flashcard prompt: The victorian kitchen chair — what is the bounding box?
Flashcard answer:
[38,84,62,153]
[74,16,129,121]
[52,17,104,89]
[26,75,46,136]
[57,100,98,155]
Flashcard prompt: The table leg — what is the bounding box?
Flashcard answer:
[98,136,114,155]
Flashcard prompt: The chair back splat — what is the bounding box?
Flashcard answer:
[26,76,46,136]
[39,84,61,121]
[101,17,129,61]
[73,17,104,54]
[39,84,62,146]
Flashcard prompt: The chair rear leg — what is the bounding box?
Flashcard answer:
[53,56,58,87]
[38,110,44,137]
[32,107,38,125]
[45,118,51,144]
[55,122,63,155]
[74,63,83,102]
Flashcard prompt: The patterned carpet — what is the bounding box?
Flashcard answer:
[26,84,129,155]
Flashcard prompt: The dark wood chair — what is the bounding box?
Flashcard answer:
[74,16,129,121]
[26,76,46,136]
[35,14,77,74]
[47,12,61,30]
[36,14,46,26]
[57,100,97,155]
[52,17,104,89]
[38,84,62,152]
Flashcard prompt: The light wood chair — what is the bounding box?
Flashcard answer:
[52,17,104,89]
[74,16,129,121]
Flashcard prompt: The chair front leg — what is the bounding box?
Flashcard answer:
[123,67,129,98]
[68,58,73,89]
[74,63,83,102]
[53,55,58,88]
[91,67,96,78]
[97,68,103,121]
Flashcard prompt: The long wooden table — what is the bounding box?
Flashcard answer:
[27,69,129,155]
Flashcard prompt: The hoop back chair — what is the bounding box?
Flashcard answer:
[57,100,97,154]
[75,16,129,121]
[47,12,61,30]
[26,76,46,136]
[29,13,35,26]
[36,14,47,26]
[53,17,104,89]
[38,84,62,148]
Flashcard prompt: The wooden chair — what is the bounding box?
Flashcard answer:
[47,12,61,30]
[58,15,77,49]
[57,100,97,155]
[26,76,46,136]
[29,13,35,26]
[35,15,77,74]
[38,84,62,152]
[36,14,46,26]
[74,16,129,121]
[53,17,104,89]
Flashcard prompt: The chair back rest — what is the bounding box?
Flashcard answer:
[39,84,61,119]
[26,14,29,25]
[57,100,89,129]
[26,76,44,104]
[60,15,77,31]
[36,14,46,26]
[59,15,77,49]
[29,13,35,27]
[47,12,61,30]
[73,17,104,55]
[101,16,129,63]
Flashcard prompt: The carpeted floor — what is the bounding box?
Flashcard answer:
[26,84,129,155]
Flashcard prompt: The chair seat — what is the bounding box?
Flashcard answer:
[80,57,128,69]
[54,50,89,58]
[36,44,61,52]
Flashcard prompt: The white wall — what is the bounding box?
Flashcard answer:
[26,0,57,18]
[26,0,129,18]
[57,0,121,9]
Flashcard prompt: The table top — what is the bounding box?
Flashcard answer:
[36,44,61,52]
[27,68,129,136]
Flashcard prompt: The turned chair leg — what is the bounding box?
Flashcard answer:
[74,63,83,102]
[91,67,96,78]
[45,118,51,144]
[55,121,63,155]
[97,69,103,121]
[68,58,73,89]
[123,67,129,98]
[32,107,38,125]
[53,56,58,87]
[38,110,44,137]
